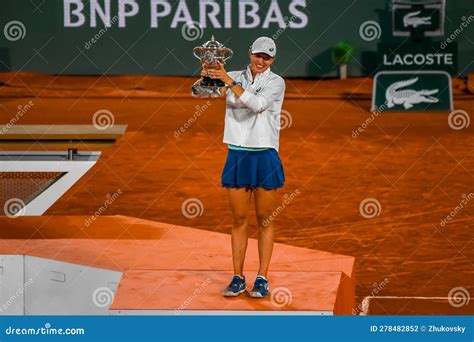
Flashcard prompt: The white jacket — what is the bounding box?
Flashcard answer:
[223,65,286,152]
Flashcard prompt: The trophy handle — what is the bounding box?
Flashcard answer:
[193,47,215,67]
[223,48,233,62]
[193,47,204,60]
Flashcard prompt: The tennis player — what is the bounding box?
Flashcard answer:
[202,37,286,298]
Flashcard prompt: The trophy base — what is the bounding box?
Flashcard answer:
[191,83,224,98]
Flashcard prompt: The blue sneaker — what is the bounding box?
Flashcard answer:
[222,275,246,297]
[249,275,269,298]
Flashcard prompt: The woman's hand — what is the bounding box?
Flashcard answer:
[200,62,210,77]
[205,61,233,86]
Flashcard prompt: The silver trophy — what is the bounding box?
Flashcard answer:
[192,36,233,98]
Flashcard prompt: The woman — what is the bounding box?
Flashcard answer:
[202,37,286,298]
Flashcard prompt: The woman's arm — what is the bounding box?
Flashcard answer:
[237,81,285,113]
[204,61,244,96]
[201,64,227,95]
[205,61,285,113]
[201,63,236,97]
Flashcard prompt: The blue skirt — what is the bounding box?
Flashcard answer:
[221,148,285,190]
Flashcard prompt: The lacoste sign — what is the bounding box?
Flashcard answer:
[372,71,453,112]
[378,42,457,74]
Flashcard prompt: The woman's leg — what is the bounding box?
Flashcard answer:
[227,187,253,276]
[254,187,277,278]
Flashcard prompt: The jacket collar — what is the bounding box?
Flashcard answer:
[246,65,271,83]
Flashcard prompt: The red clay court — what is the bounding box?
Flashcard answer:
[1,72,473,314]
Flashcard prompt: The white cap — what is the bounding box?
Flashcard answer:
[250,37,276,58]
